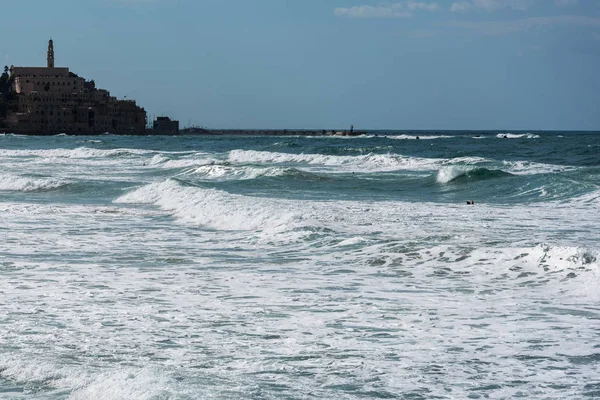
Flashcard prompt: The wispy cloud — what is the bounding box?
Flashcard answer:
[450,0,534,13]
[447,15,600,35]
[334,2,439,18]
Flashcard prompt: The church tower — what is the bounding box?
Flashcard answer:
[47,39,54,68]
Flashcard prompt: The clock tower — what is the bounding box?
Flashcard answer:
[47,39,54,68]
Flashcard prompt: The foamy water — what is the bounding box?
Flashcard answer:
[0,132,599,399]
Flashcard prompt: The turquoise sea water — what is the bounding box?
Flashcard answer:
[0,131,599,399]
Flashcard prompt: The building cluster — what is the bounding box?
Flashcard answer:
[1,40,178,135]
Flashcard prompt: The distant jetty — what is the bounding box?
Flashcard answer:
[180,127,366,137]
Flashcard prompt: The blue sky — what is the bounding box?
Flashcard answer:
[1,0,599,130]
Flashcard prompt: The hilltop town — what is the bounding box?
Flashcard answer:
[0,40,180,135]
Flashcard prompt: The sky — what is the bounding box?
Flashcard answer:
[1,0,599,130]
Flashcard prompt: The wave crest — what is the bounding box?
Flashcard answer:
[191,164,310,180]
[436,166,511,183]
[228,149,447,172]
[496,133,540,139]
[0,147,151,159]
[0,174,70,192]
[387,134,454,140]
[114,179,303,231]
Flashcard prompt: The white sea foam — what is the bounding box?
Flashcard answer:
[191,164,292,180]
[228,149,448,172]
[386,134,454,140]
[0,173,70,191]
[436,165,478,183]
[3,187,600,399]
[0,146,150,159]
[115,179,303,231]
[0,355,185,400]
[503,160,577,175]
[496,132,541,139]
[149,154,170,165]
[148,153,222,169]
[444,156,489,164]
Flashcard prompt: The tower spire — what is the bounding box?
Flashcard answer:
[47,39,54,68]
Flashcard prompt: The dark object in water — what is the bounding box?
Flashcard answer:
[466,200,475,205]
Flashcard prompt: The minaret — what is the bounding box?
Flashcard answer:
[47,39,54,68]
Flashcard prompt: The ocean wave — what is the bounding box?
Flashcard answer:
[502,160,577,175]
[190,164,314,181]
[228,149,448,172]
[496,133,540,139]
[386,134,455,140]
[114,179,304,231]
[0,174,70,192]
[148,154,220,169]
[305,133,375,139]
[436,166,511,183]
[0,146,151,159]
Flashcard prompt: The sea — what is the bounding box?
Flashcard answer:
[0,130,598,399]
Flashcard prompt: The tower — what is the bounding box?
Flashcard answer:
[47,39,54,68]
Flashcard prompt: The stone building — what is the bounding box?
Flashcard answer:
[152,116,180,135]
[5,40,146,134]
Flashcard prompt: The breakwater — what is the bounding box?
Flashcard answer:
[180,127,366,136]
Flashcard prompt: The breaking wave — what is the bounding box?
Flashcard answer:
[386,134,455,140]
[496,133,541,139]
[0,147,151,159]
[228,149,447,172]
[0,174,71,192]
[436,166,512,184]
[148,154,220,169]
[502,160,577,175]
[190,164,318,181]
[114,179,304,232]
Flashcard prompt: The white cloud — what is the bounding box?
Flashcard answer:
[334,2,439,18]
[450,0,533,13]
[447,15,600,34]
